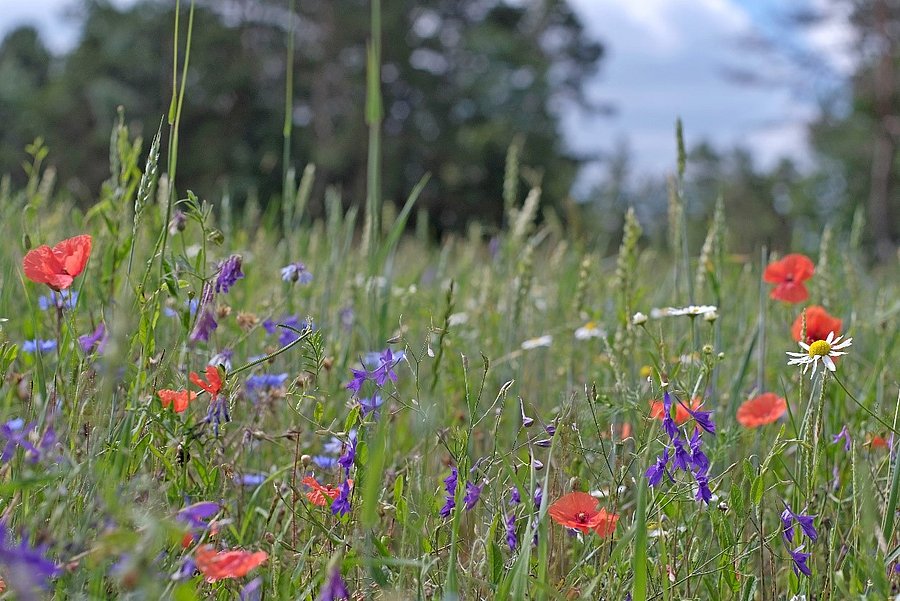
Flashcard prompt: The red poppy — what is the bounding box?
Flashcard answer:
[870,435,890,449]
[157,389,198,413]
[548,492,619,537]
[194,545,267,582]
[649,398,702,425]
[736,393,787,428]
[190,366,223,396]
[23,234,92,291]
[303,476,341,506]
[791,305,842,344]
[763,254,814,303]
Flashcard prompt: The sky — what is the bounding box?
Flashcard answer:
[0,0,855,184]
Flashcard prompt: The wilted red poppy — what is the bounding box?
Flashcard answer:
[190,366,223,396]
[869,435,890,449]
[736,393,787,428]
[157,389,198,413]
[195,545,267,582]
[649,398,702,425]
[763,254,814,303]
[23,234,92,291]
[548,492,619,537]
[791,305,842,344]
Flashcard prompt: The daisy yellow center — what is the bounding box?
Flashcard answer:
[808,340,831,357]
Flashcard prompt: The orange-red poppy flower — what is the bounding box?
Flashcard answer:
[791,305,842,344]
[869,435,890,449]
[548,492,619,537]
[763,254,814,303]
[736,393,787,428]
[23,234,92,291]
[303,476,341,506]
[649,398,702,425]
[157,389,198,413]
[195,545,267,582]
[190,366,223,396]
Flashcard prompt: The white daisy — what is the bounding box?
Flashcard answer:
[650,305,718,318]
[632,312,649,326]
[574,321,605,340]
[786,331,852,379]
[521,335,553,350]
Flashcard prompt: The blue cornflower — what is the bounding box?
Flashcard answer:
[236,473,267,487]
[38,290,78,311]
[331,480,352,516]
[832,425,851,451]
[262,315,310,346]
[22,338,57,353]
[0,522,61,594]
[359,394,384,418]
[337,430,357,473]
[781,504,817,543]
[788,545,812,576]
[78,323,107,354]
[505,513,517,551]
[463,481,484,511]
[245,373,289,401]
[215,255,244,294]
[645,447,670,487]
[313,455,338,469]
[280,262,313,284]
[439,467,458,518]
[209,348,234,370]
[317,566,350,600]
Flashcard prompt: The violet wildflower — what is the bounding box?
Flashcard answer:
[463,480,484,511]
[189,284,218,345]
[237,473,267,487]
[439,467,458,518]
[317,567,350,601]
[687,406,717,434]
[38,289,78,311]
[695,472,713,504]
[0,522,61,594]
[169,209,188,234]
[534,438,553,448]
[78,323,107,354]
[533,485,543,509]
[672,436,691,471]
[505,513,517,551]
[240,577,263,601]
[215,254,244,293]
[331,480,352,517]
[661,391,678,441]
[688,429,709,474]
[245,373,289,401]
[0,419,40,463]
[788,545,812,576]
[371,348,400,387]
[204,395,231,437]
[346,367,369,397]
[832,425,851,451]
[313,455,338,469]
[781,504,817,543]
[281,261,313,284]
[263,315,309,346]
[208,348,234,370]
[337,431,357,474]
[172,556,197,581]
[545,423,557,436]
[359,394,384,418]
[509,486,521,505]
[520,398,535,428]
[323,437,344,455]
[22,339,57,353]
[645,448,670,487]
[177,501,219,530]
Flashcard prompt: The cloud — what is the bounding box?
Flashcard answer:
[564,0,817,183]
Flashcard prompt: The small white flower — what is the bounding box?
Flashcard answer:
[786,331,853,379]
[632,312,648,326]
[651,305,718,318]
[574,321,605,340]
[447,312,469,327]
[521,335,552,350]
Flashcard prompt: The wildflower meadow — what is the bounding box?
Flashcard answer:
[1,4,899,601]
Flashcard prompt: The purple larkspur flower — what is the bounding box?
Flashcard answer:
[0,419,41,463]
[79,323,107,354]
[337,430,357,473]
[781,504,817,543]
[788,545,812,576]
[695,472,712,504]
[240,577,263,601]
[509,487,521,505]
[346,367,369,397]
[0,522,61,595]
[533,485,543,509]
[172,555,197,581]
[189,284,218,345]
[38,290,78,311]
[359,394,384,418]
[204,394,231,436]
[687,405,716,434]
[281,262,313,284]
[22,339,57,353]
[177,501,219,529]
[662,392,679,441]
[317,567,350,601]
[645,447,670,487]
[534,438,553,448]
[672,436,691,471]
[371,349,400,387]
[331,480,352,516]
[440,467,458,518]
[832,425,851,451]
[505,513,517,551]
[688,429,709,474]
[463,481,483,511]
[215,254,244,294]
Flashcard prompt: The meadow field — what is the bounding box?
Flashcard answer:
[1,5,900,601]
